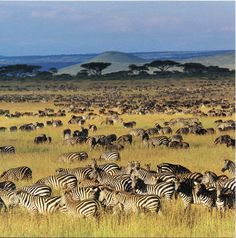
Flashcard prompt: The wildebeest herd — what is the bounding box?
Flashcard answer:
[0,80,235,222]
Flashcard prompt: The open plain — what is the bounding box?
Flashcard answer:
[0,78,235,237]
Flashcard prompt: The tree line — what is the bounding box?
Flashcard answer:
[0,60,234,80]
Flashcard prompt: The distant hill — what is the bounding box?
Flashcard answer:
[0,50,234,72]
[181,51,235,70]
[58,51,148,75]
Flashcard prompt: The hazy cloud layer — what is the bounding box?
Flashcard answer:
[0,2,234,56]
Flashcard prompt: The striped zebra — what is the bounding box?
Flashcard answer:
[177,172,203,183]
[60,191,102,218]
[89,166,132,192]
[58,152,88,163]
[100,151,120,161]
[0,145,15,154]
[0,166,32,181]
[19,184,52,197]
[0,189,19,211]
[16,190,61,214]
[174,179,216,211]
[215,184,235,212]
[193,182,217,210]
[142,134,169,147]
[128,128,146,137]
[202,171,235,191]
[157,163,191,175]
[56,167,92,181]
[132,176,175,200]
[221,159,235,176]
[98,187,161,214]
[0,181,16,191]
[108,161,134,177]
[78,179,99,188]
[66,187,99,201]
[131,162,158,185]
[95,161,120,176]
[35,174,77,191]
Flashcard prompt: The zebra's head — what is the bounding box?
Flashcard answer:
[221,159,233,173]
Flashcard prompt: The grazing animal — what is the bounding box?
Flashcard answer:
[0,181,16,191]
[100,151,120,161]
[16,190,61,214]
[35,174,77,191]
[60,191,102,218]
[221,160,235,176]
[0,167,32,181]
[0,145,15,154]
[58,152,88,163]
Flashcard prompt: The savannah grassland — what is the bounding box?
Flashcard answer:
[0,79,235,237]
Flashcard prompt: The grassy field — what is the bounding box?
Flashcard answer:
[0,80,235,237]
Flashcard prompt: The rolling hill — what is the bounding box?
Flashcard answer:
[181,51,235,70]
[58,51,148,75]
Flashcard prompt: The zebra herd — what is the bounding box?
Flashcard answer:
[0,159,235,218]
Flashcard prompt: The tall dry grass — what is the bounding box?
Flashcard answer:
[0,100,235,237]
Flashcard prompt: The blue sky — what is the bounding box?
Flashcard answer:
[0,1,234,56]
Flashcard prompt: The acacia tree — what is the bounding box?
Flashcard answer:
[182,63,208,74]
[128,64,148,75]
[81,62,111,76]
[145,60,180,72]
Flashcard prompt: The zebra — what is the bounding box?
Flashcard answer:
[16,190,61,214]
[58,152,88,163]
[35,174,77,191]
[131,162,158,185]
[89,165,132,192]
[60,191,102,218]
[214,135,232,145]
[215,184,235,212]
[0,181,16,191]
[63,129,71,139]
[108,161,135,176]
[142,133,170,147]
[0,166,32,181]
[66,187,99,201]
[18,184,52,197]
[193,182,217,210]
[0,145,15,154]
[169,134,183,143]
[55,167,92,181]
[116,134,132,145]
[88,124,97,132]
[177,172,203,183]
[0,189,19,211]
[201,171,235,191]
[86,137,97,149]
[93,161,120,176]
[78,179,100,188]
[100,151,120,161]
[131,176,175,200]
[128,128,146,137]
[174,179,216,211]
[99,187,161,214]
[157,163,191,175]
[168,141,189,149]
[221,159,235,176]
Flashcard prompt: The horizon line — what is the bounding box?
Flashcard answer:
[0,49,234,58]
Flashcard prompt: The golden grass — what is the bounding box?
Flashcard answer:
[0,85,235,237]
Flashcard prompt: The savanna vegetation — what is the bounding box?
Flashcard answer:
[0,79,235,237]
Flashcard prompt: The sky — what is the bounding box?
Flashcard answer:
[0,1,235,56]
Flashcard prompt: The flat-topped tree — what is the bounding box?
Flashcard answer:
[81,62,111,76]
[145,60,180,72]
[182,62,208,74]
[128,64,148,75]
